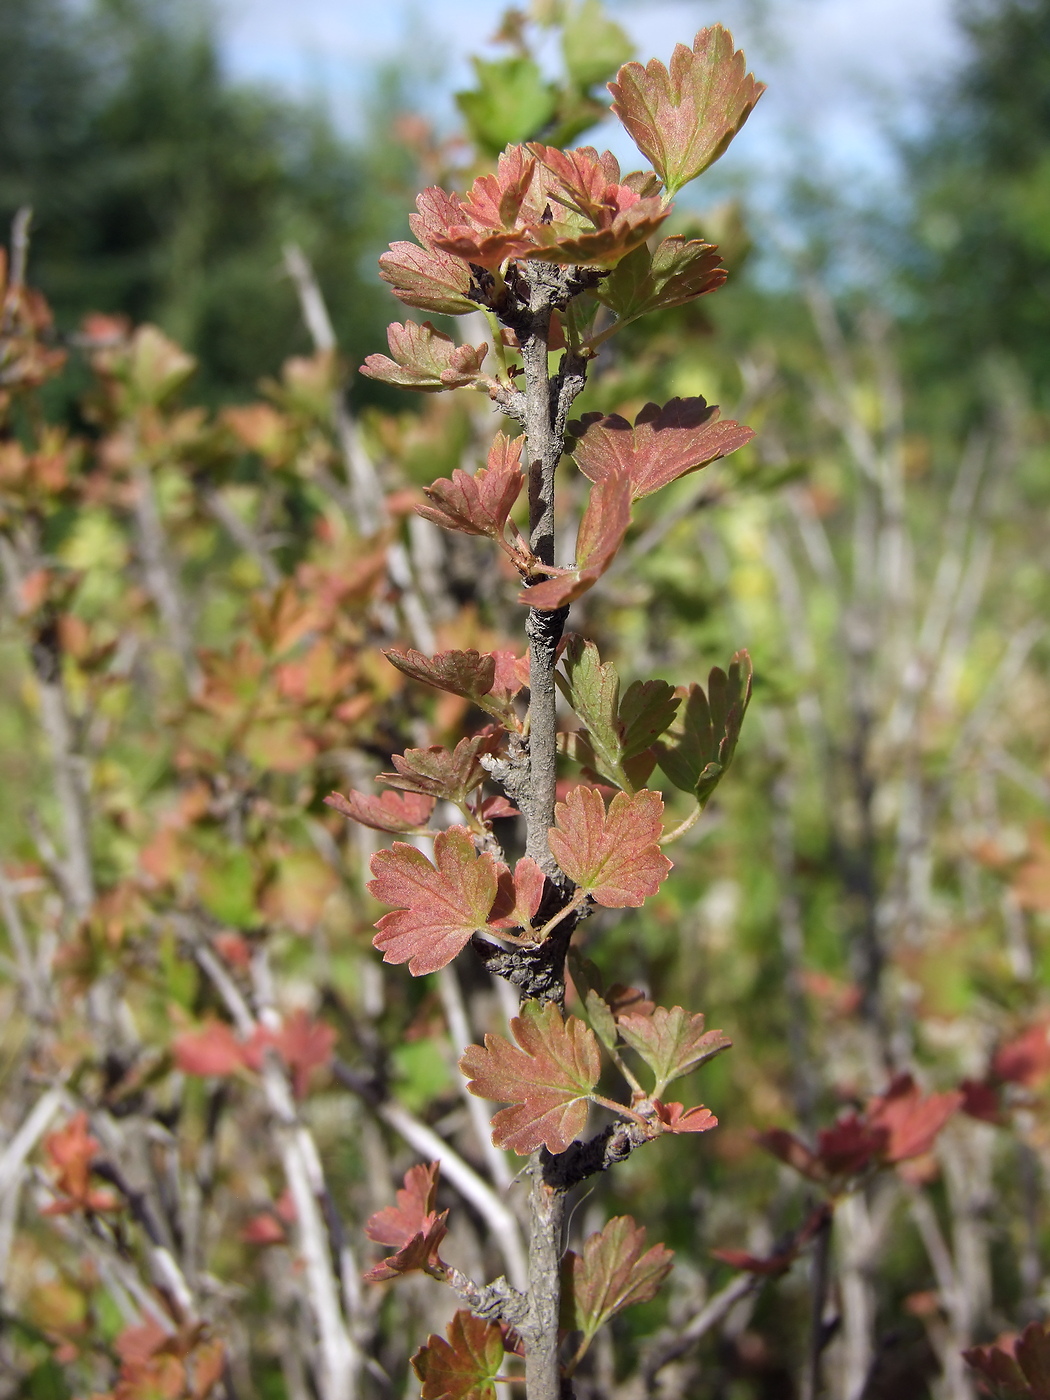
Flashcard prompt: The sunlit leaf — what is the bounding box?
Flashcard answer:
[412,1311,505,1400]
[609,26,765,194]
[460,1001,601,1154]
[360,321,488,392]
[561,1216,673,1344]
[548,786,671,907]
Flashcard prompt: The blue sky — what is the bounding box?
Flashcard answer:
[216,0,967,188]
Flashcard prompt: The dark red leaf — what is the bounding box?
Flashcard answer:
[417,433,526,550]
[411,1311,505,1400]
[520,472,631,610]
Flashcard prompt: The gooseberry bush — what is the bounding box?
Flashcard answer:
[325,26,774,1400]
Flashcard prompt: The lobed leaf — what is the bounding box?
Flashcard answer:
[521,472,632,610]
[365,1162,440,1248]
[384,648,519,726]
[865,1075,963,1164]
[381,731,504,805]
[548,786,671,907]
[417,432,526,548]
[616,1005,731,1095]
[561,0,633,91]
[379,189,476,315]
[360,321,488,393]
[609,25,765,195]
[325,788,435,835]
[965,1320,1050,1400]
[654,651,753,803]
[412,1310,505,1400]
[561,1216,673,1345]
[368,826,502,975]
[569,396,753,502]
[489,855,547,934]
[596,236,726,324]
[651,1100,718,1134]
[459,1001,601,1154]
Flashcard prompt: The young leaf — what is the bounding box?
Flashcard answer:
[521,472,632,610]
[569,397,753,501]
[609,26,765,195]
[379,188,477,315]
[364,1162,449,1283]
[381,731,503,805]
[325,788,436,835]
[654,651,753,804]
[547,786,671,907]
[384,648,519,727]
[561,1216,673,1345]
[596,236,726,324]
[412,1311,505,1400]
[173,1021,246,1078]
[616,1005,730,1095]
[651,1100,718,1134]
[457,55,559,155]
[245,1010,336,1099]
[360,321,488,393]
[417,432,526,552]
[865,1075,963,1164]
[365,1162,440,1248]
[459,1001,601,1154]
[368,826,502,975]
[489,856,547,933]
[42,1113,121,1215]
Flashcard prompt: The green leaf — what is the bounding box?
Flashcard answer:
[596,236,727,325]
[616,1005,731,1097]
[557,636,679,791]
[654,650,752,804]
[456,57,558,156]
[561,1216,673,1346]
[198,847,258,930]
[562,0,633,91]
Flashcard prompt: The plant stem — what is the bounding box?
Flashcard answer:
[524,1166,566,1400]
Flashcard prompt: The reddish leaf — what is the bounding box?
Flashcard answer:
[476,794,519,822]
[379,188,477,315]
[366,1162,440,1248]
[384,648,519,726]
[865,1075,962,1164]
[992,1022,1050,1089]
[381,731,504,805]
[325,788,435,835]
[757,1127,825,1183]
[42,1113,121,1216]
[459,1001,601,1154]
[965,1320,1050,1400]
[960,1078,1002,1124]
[412,1311,504,1400]
[815,1116,886,1178]
[609,26,765,195]
[245,1010,336,1099]
[364,1215,450,1283]
[364,1164,449,1282]
[489,856,547,933]
[368,826,502,975]
[520,472,631,610]
[241,1212,288,1246]
[547,786,671,908]
[360,321,488,392]
[711,1204,830,1278]
[432,145,670,270]
[560,1216,673,1343]
[569,397,753,502]
[418,433,527,555]
[596,236,726,323]
[616,1005,730,1095]
[651,1100,718,1134]
[172,1021,246,1078]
